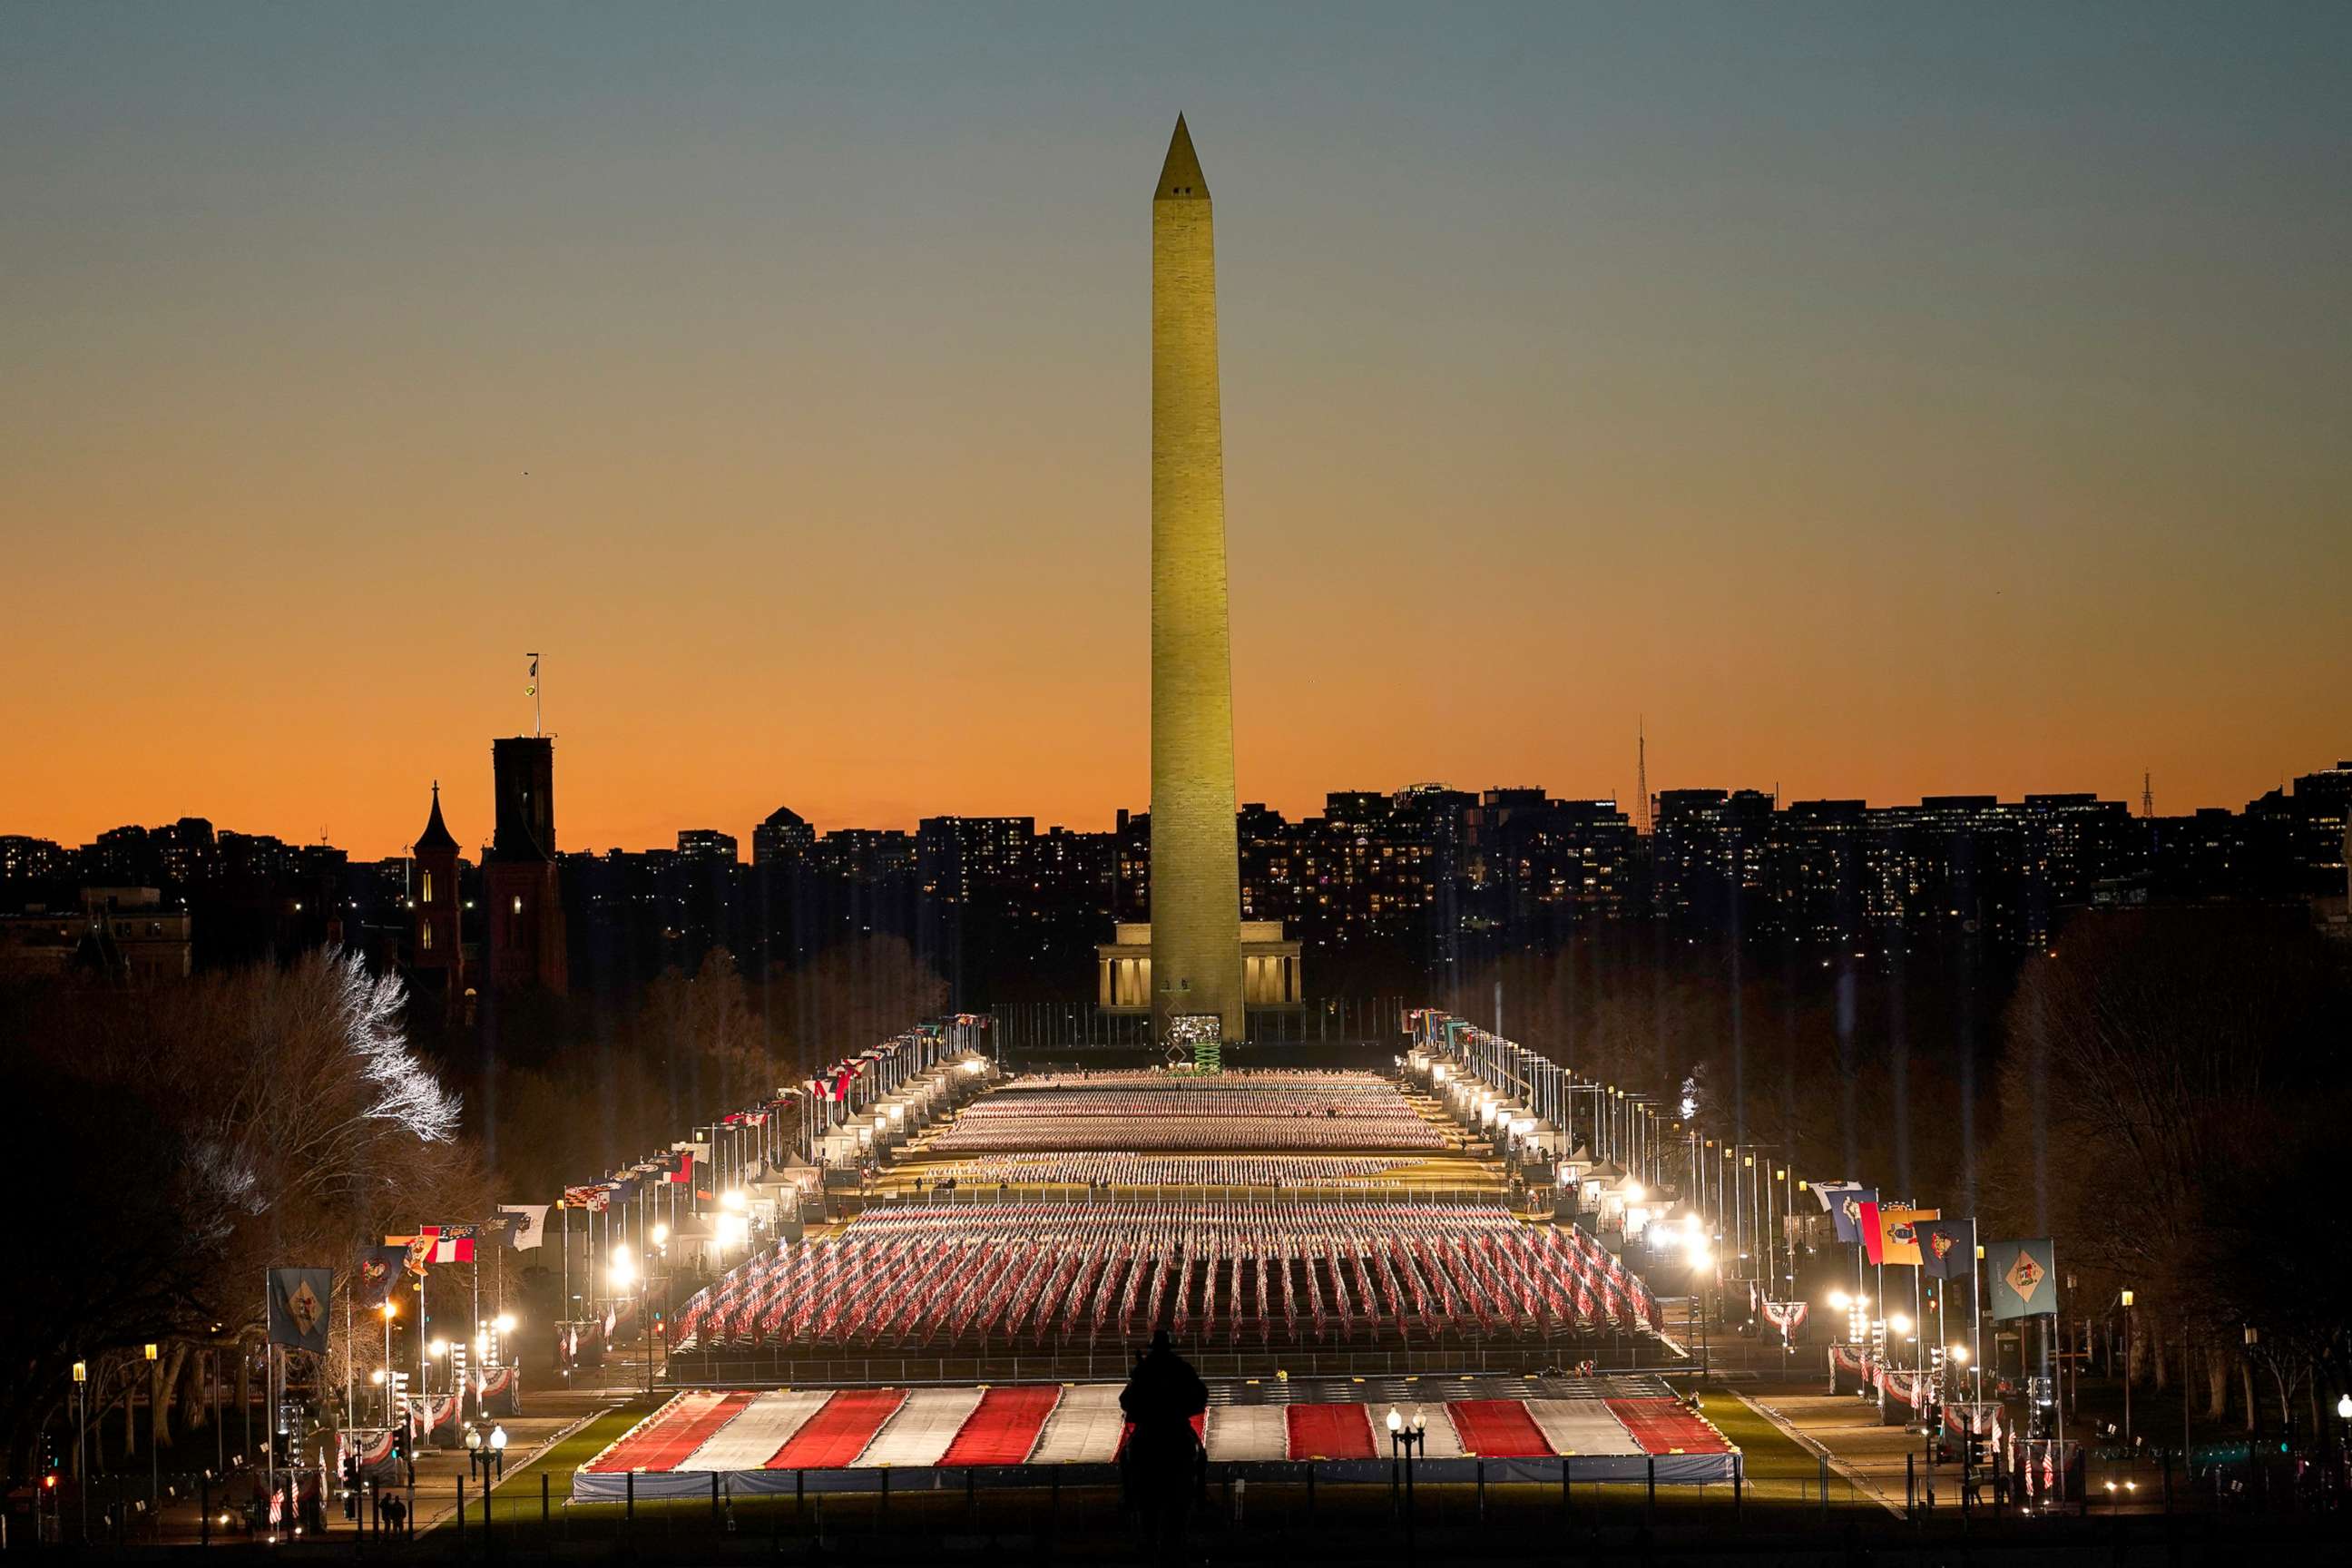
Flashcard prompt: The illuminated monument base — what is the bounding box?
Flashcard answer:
[1096,920,1303,1026]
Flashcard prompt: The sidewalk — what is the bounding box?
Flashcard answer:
[1739,1380,1916,1516]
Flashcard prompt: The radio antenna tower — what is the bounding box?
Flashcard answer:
[2141,770,2153,819]
[1637,717,1651,833]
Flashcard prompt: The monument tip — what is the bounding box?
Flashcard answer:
[1156,114,1208,202]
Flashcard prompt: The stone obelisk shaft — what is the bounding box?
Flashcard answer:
[1150,115,1246,1044]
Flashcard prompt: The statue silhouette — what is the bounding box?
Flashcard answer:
[1121,1329,1208,1555]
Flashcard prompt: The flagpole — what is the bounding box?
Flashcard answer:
[345,1282,355,1429]
[1973,1267,1983,1404]
[264,1272,275,1504]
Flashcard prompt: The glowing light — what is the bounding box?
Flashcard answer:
[1386,1406,1403,1433]
[1828,1290,1851,1310]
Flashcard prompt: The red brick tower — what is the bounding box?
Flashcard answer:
[485,736,568,993]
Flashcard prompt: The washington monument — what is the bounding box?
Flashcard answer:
[1150,114,1247,1044]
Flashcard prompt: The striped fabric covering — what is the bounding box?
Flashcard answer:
[770,1388,908,1468]
[1524,1398,1645,1455]
[1444,1399,1553,1458]
[1203,1404,1289,1462]
[586,1390,756,1472]
[857,1386,987,1467]
[939,1386,1063,1465]
[679,1389,833,1470]
[579,1386,1736,1475]
[1412,1406,1469,1459]
[1602,1397,1732,1455]
[1027,1384,1127,1464]
[1285,1403,1376,1460]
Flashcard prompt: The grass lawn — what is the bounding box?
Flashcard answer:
[427,1396,660,1537]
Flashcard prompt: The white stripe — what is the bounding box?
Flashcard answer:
[854,1387,987,1468]
[1523,1399,1641,1455]
[1414,1406,1467,1459]
[677,1390,832,1471]
[1028,1384,1126,1464]
[1203,1405,1287,1462]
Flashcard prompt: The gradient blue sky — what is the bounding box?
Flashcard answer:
[5,3,2347,855]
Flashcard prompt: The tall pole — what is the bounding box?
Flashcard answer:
[264,1274,276,1504]
[2122,1293,2134,1449]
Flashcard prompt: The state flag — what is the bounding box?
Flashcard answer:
[267,1267,334,1353]
[356,1245,409,1308]
[1986,1238,2058,1320]
[419,1224,477,1263]
[1832,1188,1878,1246]
[1869,1206,1939,1267]
[1919,1218,1976,1280]
[496,1204,550,1250]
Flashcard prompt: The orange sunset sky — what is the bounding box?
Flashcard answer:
[5,6,2347,859]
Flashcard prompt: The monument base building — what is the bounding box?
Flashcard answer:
[1096,920,1303,1024]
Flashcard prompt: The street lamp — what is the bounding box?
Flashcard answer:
[1386,1406,1426,1546]
[489,1424,508,1481]
[2121,1289,2135,1448]
[612,1249,649,1393]
[380,1298,398,1419]
[144,1343,160,1537]
[72,1359,87,1544]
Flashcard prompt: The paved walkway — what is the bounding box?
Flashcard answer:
[1739,1380,1917,1516]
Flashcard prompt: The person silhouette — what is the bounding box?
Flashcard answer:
[1121,1329,1208,1555]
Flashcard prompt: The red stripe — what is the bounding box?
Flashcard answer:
[1602,1397,1730,1455]
[587,1391,755,1472]
[1114,1414,1206,1458]
[1445,1399,1552,1457]
[1285,1403,1375,1460]
[768,1389,908,1469]
[940,1386,1062,1466]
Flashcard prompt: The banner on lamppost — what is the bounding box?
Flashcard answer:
[1919,1218,1977,1280]
[266,1267,333,1353]
[1985,1238,2058,1319]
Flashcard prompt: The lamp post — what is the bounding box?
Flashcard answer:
[72,1359,87,1544]
[610,1248,647,1394]
[1386,1406,1426,1555]
[380,1300,397,1423]
[2120,1289,2134,1449]
[143,1343,160,1537]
